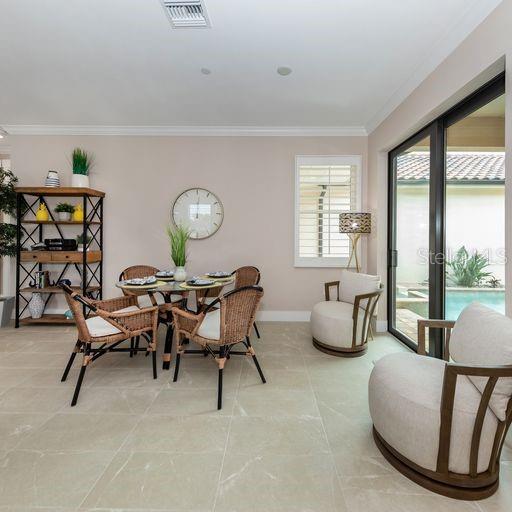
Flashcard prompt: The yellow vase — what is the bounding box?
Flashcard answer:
[35,203,49,222]
[73,204,84,222]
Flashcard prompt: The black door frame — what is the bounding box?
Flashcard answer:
[387,72,505,357]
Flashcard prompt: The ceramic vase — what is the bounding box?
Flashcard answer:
[28,293,44,319]
[174,266,187,282]
[57,212,72,221]
[71,174,90,188]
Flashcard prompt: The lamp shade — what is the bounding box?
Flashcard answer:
[339,212,371,234]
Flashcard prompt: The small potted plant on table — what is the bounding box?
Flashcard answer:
[76,233,91,252]
[166,225,189,281]
[55,202,75,222]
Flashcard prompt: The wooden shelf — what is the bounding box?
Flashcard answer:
[20,250,102,263]
[19,314,75,325]
[19,285,100,294]
[21,220,101,225]
[15,187,105,197]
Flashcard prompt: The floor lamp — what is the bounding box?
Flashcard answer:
[339,212,371,273]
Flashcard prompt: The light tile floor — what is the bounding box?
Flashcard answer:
[0,322,510,511]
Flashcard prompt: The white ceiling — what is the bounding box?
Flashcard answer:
[0,0,502,135]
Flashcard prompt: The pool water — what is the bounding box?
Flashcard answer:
[445,290,505,320]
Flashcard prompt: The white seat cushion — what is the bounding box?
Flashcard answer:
[136,293,166,308]
[339,269,380,306]
[310,301,365,348]
[197,309,221,340]
[449,302,512,421]
[369,352,498,474]
[86,306,139,338]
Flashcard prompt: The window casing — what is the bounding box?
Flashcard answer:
[295,155,362,267]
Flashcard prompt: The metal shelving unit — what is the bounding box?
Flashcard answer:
[14,187,104,327]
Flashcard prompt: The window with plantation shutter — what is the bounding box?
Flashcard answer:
[294,155,361,267]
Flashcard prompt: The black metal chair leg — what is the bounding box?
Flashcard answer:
[129,337,135,358]
[71,345,90,406]
[218,367,223,410]
[134,335,140,356]
[152,349,157,379]
[254,321,261,339]
[163,325,173,370]
[252,354,266,383]
[61,340,81,382]
[173,352,181,382]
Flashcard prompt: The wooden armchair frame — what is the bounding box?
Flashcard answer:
[373,318,512,500]
[313,280,382,357]
[60,283,159,406]
[171,285,265,409]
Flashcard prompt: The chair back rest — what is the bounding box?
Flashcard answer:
[340,270,380,307]
[233,266,260,288]
[119,265,159,297]
[450,302,512,421]
[217,285,263,344]
[59,283,96,341]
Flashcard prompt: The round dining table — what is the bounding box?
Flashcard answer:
[116,277,234,369]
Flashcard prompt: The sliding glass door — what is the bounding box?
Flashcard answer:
[388,73,505,356]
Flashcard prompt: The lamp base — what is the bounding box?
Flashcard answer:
[347,233,361,272]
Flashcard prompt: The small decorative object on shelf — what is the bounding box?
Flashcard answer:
[29,270,53,289]
[54,202,75,221]
[35,203,49,221]
[73,203,84,222]
[44,170,60,187]
[71,148,93,188]
[64,309,74,320]
[76,233,91,252]
[28,292,44,319]
[166,224,189,281]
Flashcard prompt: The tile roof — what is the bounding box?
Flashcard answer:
[397,152,505,182]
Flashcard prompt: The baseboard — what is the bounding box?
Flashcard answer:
[376,320,388,333]
[256,310,311,322]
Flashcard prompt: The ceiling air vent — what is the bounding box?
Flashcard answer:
[161,1,210,28]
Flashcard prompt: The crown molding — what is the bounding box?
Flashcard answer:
[365,0,503,134]
[1,125,368,137]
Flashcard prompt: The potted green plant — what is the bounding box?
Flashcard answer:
[0,166,18,326]
[166,225,189,281]
[55,202,75,222]
[71,148,93,188]
[76,233,91,252]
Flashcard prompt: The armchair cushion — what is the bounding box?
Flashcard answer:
[369,352,498,474]
[449,302,512,421]
[311,301,365,348]
[86,306,139,338]
[197,309,221,340]
[339,270,380,306]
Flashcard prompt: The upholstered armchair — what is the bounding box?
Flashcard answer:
[369,302,512,500]
[310,270,381,357]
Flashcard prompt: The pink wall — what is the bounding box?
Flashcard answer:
[367,0,512,324]
[10,135,367,316]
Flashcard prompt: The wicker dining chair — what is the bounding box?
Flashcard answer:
[232,266,262,338]
[119,265,184,367]
[171,285,265,409]
[60,283,159,406]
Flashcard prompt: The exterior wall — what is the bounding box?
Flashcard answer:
[396,184,505,285]
[8,135,367,316]
[367,0,512,324]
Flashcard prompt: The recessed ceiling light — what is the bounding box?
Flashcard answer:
[277,66,292,76]
[201,67,211,75]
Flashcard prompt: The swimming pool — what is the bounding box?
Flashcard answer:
[445,289,505,320]
[396,288,505,320]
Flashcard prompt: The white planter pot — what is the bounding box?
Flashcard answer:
[57,211,72,221]
[0,296,15,327]
[174,266,187,282]
[71,174,90,188]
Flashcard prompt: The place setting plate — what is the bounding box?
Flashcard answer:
[154,270,175,281]
[204,271,233,282]
[118,276,166,289]
[179,277,217,289]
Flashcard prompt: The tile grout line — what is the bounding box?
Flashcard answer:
[75,364,165,510]
[211,341,245,512]
[300,344,350,511]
